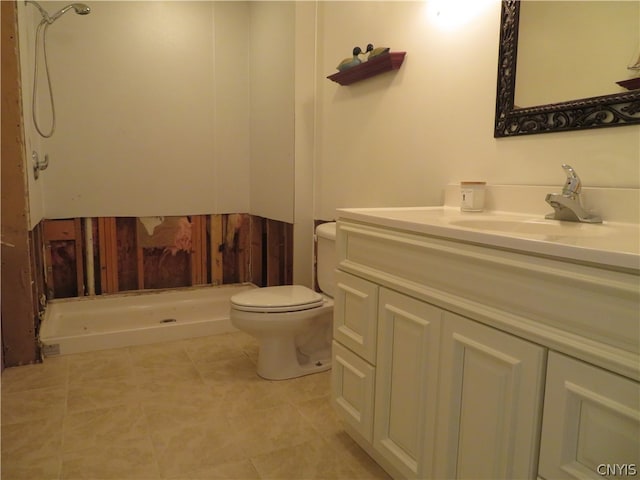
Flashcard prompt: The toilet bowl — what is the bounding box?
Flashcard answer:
[230,222,336,380]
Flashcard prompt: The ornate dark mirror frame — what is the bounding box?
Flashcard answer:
[494,0,640,138]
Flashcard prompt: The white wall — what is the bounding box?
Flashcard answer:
[17,0,46,229]
[18,1,297,224]
[294,1,319,286]
[249,2,295,223]
[314,1,640,221]
[17,1,640,234]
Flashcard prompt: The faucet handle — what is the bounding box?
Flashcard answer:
[561,164,581,197]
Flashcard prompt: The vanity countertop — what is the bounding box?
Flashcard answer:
[337,206,640,272]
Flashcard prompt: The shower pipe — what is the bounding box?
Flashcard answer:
[25,1,90,138]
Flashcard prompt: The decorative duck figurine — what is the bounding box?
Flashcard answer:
[336,47,363,71]
[365,43,390,60]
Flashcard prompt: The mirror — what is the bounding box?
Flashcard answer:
[494,0,640,137]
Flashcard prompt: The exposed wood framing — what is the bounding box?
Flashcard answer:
[1,0,40,366]
[43,219,84,298]
[210,215,223,285]
[250,216,264,286]
[135,219,144,290]
[266,219,292,286]
[190,215,207,285]
[98,217,118,293]
[115,218,137,291]
[43,214,293,298]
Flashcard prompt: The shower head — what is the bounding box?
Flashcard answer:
[49,3,91,23]
[25,1,90,24]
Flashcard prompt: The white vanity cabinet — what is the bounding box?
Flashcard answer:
[538,352,640,480]
[331,216,640,480]
[374,288,442,479]
[331,270,378,441]
[434,312,545,479]
[331,270,444,478]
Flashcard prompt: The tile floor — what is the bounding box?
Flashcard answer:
[1,331,391,480]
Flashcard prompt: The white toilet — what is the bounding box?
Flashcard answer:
[230,222,336,380]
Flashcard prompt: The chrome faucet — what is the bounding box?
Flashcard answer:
[545,164,602,223]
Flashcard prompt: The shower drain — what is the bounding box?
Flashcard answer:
[159,318,177,324]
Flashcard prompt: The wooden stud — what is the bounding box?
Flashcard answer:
[266,219,284,286]
[74,218,85,296]
[283,222,293,285]
[250,216,264,286]
[237,214,251,283]
[115,218,138,291]
[135,219,145,290]
[190,215,207,286]
[210,215,223,285]
[98,217,118,293]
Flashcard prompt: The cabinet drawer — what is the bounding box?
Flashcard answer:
[539,352,640,480]
[333,271,379,364]
[331,341,376,442]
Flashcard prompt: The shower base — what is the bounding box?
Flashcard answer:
[39,284,255,356]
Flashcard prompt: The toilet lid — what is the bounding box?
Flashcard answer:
[231,285,324,313]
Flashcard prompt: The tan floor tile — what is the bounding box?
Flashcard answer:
[1,453,61,480]
[214,381,290,418]
[62,403,149,453]
[67,348,133,385]
[1,416,63,479]
[187,459,260,480]
[197,355,261,385]
[0,332,391,480]
[142,385,227,433]
[267,370,332,405]
[129,340,192,368]
[250,438,358,480]
[1,356,68,393]
[61,436,160,480]
[294,395,344,439]
[150,420,238,478]
[182,332,249,365]
[134,363,205,390]
[328,430,392,480]
[66,375,139,414]
[2,416,64,464]
[1,386,67,425]
[226,404,322,460]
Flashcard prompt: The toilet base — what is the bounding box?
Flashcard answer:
[257,334,331,380]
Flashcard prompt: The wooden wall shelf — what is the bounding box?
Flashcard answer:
[327,51,406,86]
[616,77,640,91]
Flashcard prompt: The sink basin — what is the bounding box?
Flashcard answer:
[336,206,640,270]
[448,219,607,237]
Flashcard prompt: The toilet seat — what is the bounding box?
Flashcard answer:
[231,285,324,313]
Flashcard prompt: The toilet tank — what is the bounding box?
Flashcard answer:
[316,222,337,297]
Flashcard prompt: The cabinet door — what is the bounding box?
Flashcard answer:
[435,312,546,480]
[333,271,379,364]
[374,289,442,479]
[331,340,376,441]
[539,352,640,480]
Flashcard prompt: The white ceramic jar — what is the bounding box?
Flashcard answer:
[460,181,486,212]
